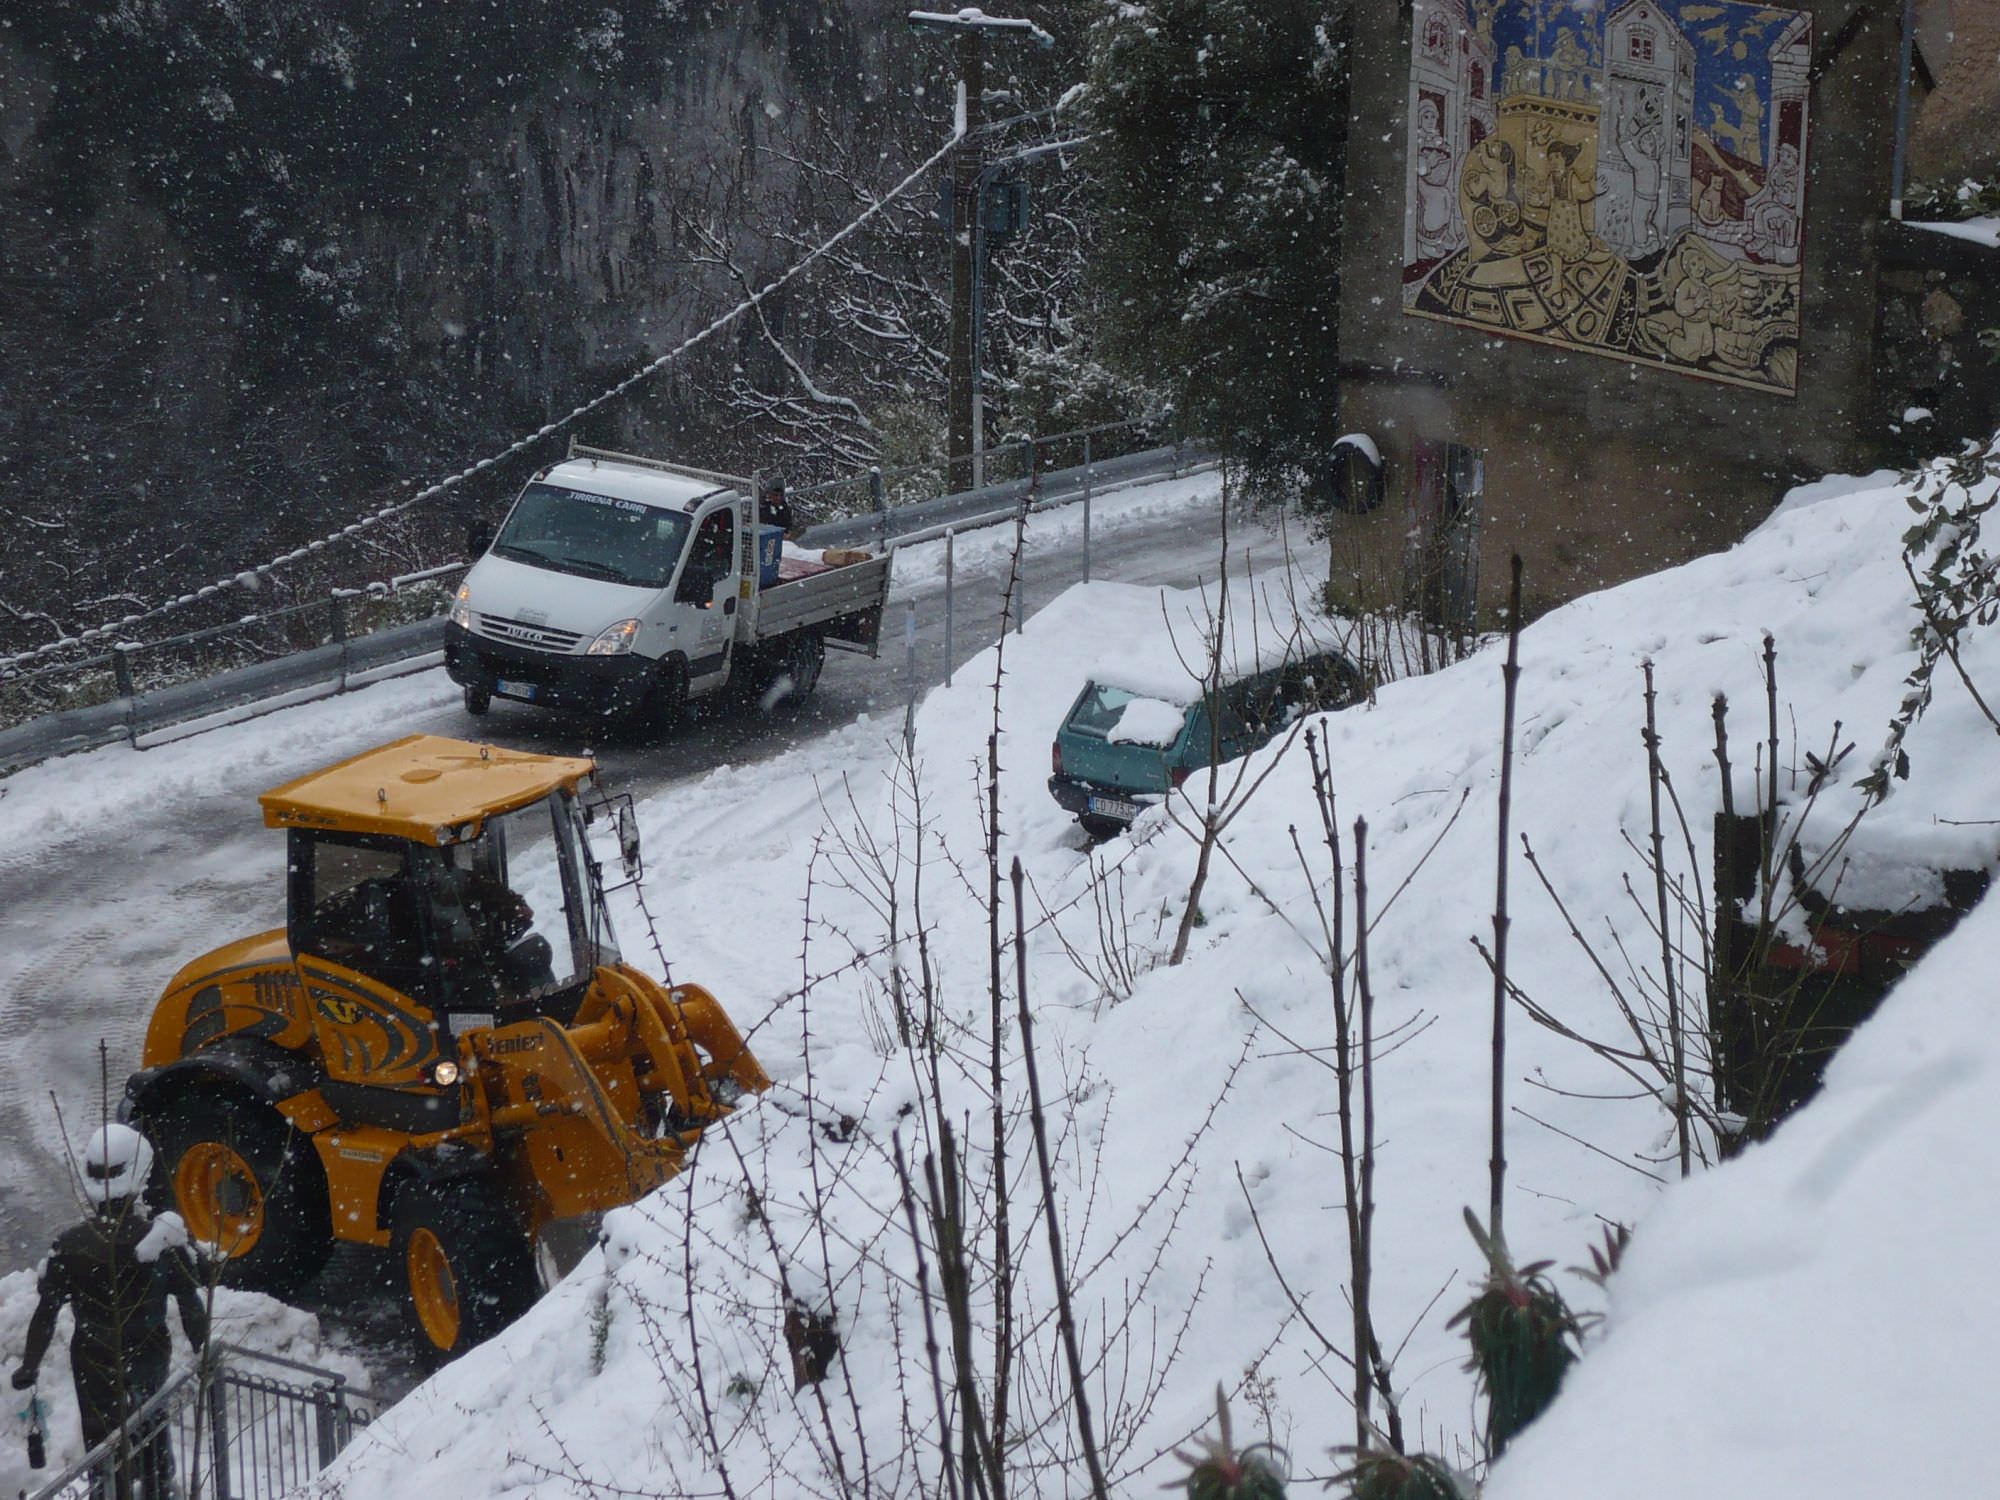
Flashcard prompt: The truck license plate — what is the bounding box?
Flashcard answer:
[1088,795,1140,821]
[496,678,537,702]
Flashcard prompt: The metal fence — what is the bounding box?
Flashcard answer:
[787,417,1166,531]
[0,564,464,736]
[28,1344,376,1500]
[0,421,1204,773]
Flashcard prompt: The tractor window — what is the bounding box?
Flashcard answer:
[291,834,427,991]
[427,796,590,1013]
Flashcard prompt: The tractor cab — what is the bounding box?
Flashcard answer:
[264,737,626,1030]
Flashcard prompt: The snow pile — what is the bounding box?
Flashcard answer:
[1483,880,2000,1500]
[1105,695,1186,746]
[318,453,2000,1498]
[1909,216,2000,248]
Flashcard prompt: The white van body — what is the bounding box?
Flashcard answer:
[443,444,889,727]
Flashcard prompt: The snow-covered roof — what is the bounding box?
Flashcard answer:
[541,456,734,512]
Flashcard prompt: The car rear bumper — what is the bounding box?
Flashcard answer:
[1048,775,1158,827]
[445,622,654,715]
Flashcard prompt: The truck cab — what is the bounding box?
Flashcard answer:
[445,441,888,731]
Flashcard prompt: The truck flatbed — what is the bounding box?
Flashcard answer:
[755,549,890,652]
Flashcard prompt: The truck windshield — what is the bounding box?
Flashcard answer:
[491,482,692,589]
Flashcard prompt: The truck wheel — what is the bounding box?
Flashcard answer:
[392,1173,539,1366]
[623,657,688,738]
[150,1094,333,1297]
[765,632,824,711]
[463,684,491,717]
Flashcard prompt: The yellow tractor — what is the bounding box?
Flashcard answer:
[123,734,768,1363]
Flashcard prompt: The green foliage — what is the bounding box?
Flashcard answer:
[1173,1386,1291,1500]
[1340,1451,1465,1500]
[1449,1210,1579,1458]
[1005,343,1171,443]
[1080,0,1350,516]
[587,1279,614,1376]
[1903,176,2000,223]
[1860,437,2000,802]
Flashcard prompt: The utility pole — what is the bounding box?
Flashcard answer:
[909,9,1053,492]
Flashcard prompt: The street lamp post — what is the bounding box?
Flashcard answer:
[908,9,1053,492]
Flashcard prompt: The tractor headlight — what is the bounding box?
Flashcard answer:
[586,618,641,656]
[431,1059,461,1087]
[449,584,472,629]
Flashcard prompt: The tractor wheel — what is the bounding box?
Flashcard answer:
[150,1094,332,1297]
[391,1173,538,1366]
[463,683,492,717]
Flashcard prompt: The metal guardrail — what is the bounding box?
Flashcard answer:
[0,426,1207,775]
[28,1343,376,1500]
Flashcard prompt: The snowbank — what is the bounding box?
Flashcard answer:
[1908,215,2000,248]
[1483,878,2000,1500]
[317,452,2000,1498]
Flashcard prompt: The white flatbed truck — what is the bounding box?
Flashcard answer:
[444,441,889,728]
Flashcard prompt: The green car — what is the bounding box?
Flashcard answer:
[1048,649,1365,836]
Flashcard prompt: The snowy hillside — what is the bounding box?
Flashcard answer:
[309,455,1999,1498]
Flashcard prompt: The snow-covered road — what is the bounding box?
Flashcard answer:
[0,472,1278,1276]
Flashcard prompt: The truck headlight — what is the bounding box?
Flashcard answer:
[450,584,472,629]
[587,618,641,656]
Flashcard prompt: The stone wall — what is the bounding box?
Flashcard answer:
[1873,222,2000,464]
[1911,0,2000,182]
[1331,2,1901,620]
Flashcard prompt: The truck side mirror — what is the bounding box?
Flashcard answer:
[616,804,642,880]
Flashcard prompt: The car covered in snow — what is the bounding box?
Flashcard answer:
[1048,648,1365,836]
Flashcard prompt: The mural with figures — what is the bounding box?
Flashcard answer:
[1402,0,1811,395]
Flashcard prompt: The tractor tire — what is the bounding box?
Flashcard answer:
[463,683,492,717]
[149,1093,333,1297]
[391,1172,539,1367]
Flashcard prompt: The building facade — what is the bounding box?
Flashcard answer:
[1332,0,1902,620]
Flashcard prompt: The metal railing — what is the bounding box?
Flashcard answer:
[788,417,1169,547]
[0,421,1206,772]
[0,564,465,736]
[28,1344,376,1500]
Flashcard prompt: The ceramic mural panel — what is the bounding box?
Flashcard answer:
[1402,1,1811,395]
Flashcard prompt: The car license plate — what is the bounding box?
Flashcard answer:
[496,678,538,702]
[1088,795,1140,821]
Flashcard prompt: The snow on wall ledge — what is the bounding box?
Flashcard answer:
[312,443,2000,1499]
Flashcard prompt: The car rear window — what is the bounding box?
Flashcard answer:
[1066,683,1142,737]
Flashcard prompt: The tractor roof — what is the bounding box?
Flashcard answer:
[259,734,597,845]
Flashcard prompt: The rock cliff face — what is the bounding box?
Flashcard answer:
[0,2,1079,656]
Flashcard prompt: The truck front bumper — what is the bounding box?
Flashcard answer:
[445,622,655,716]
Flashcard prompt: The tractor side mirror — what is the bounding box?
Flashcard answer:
[616,804,642,880]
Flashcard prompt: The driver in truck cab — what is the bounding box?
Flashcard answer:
[684,512,732,605]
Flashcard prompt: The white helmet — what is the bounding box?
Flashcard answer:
[82,1123,155,1208]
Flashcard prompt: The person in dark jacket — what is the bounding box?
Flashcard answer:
[11,1123,210,1499]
